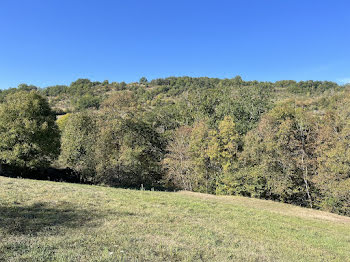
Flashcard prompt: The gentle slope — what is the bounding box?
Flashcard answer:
[0,176,349,261]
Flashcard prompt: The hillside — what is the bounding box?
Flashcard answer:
[0,176,349,262]
[2,78,350,218]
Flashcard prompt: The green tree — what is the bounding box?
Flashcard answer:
[94,116,165,189]
[0,91,60,170]
[230,102,318,206]
[139,77,148,84]
[59,111,98,182]
[216,85,271,134]
[59,108,166,188]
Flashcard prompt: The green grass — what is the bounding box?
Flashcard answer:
[0,176,349,262]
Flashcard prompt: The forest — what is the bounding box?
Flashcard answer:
[0,76,349,216]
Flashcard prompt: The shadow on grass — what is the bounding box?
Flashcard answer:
[0,164,82,184]
[0,202,101,236]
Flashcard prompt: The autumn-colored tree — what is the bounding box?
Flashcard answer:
[100,91,139,117]
[163,126,194,190]
[189,121,215,193]
[207,116,239,172]
[206,116,240,193]
[56,113,72,131]
[315,109,350,215]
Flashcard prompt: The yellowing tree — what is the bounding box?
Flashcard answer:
[206,116,240,194]
[207,116,239,172]
[315,110,350,215]
[163,126,194,190]
[189,121,214,193]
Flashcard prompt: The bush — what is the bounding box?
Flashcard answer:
[73,94,101,110]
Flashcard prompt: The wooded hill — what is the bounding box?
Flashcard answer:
[0,76,349,216]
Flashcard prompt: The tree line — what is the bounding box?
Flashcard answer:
[0,76,349,216]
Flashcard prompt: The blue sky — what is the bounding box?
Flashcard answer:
[0,0,349,89]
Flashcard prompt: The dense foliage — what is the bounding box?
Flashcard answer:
[0,91,60,170]
[0,76,349,216]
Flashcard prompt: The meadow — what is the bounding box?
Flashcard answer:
[1,176,349,262]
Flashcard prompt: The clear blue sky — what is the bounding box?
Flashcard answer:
[0,0,349,89]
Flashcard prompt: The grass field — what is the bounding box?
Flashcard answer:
[0,176,349,262]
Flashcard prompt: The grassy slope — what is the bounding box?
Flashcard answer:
[0,176,349,262]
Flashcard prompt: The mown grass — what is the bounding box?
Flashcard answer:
[0,176,349,262]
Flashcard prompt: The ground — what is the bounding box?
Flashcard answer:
[0,176,349,262]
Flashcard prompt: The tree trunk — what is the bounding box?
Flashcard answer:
[301,153,313,208]
[299,122,313,208]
